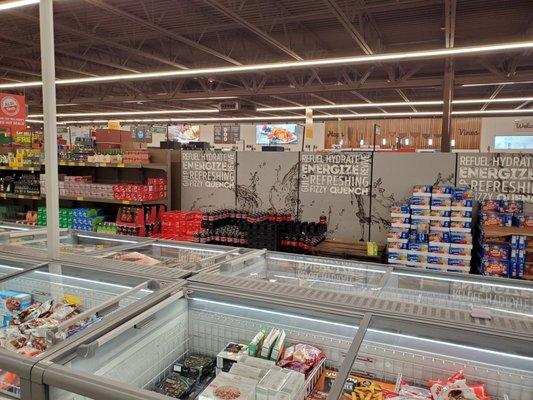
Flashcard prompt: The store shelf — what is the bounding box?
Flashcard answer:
[56,195,166,205]
[0,193,41,200]
[57,161,168,171]
[0,165,41,172]
[483,226,533,237]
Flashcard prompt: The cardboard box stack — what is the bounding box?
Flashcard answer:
[476,200,530,278]
[388,185,474,273]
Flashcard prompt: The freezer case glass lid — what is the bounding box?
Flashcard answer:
[46,294,361,400]
[210,251,388,293]
[98,242,243,271]
[381,270,533,319]
[4,231,140,254]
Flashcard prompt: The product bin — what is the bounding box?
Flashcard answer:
[34,285,357,400]
[32,278,532,400]
[0,259,178,399]
[0,229,150,259]
[57,239,252,280]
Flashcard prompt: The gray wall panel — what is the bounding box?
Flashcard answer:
[236,152,300,215]
[180,150,236,210]
[299,152,372,241]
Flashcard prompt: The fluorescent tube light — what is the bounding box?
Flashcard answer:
[26,119,45,124]
[462,80,533,87]
[451,139,456,146]
[257,97,533,111]
[27,109,218,118]
[1,41,532,89]
[428,138,434,146]
[57,109,533,124]
[0,0,39,11]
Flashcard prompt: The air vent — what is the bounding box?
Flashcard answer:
[218,101,256,112]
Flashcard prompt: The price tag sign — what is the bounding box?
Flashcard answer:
[68,162,76,166]
[122,200,130,204]
[117,163,125,168]
[100,162,107,167]
[76,196,84,201]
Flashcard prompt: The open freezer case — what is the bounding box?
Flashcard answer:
[0,260,179,399]
[59,239,252,281]
[0,230,150,259]
[320,314,532,400]
[203,250,390,294]
[196,250,533,320]
[380,268,533,319]
[0,223,42,235]
[33,286,360,400]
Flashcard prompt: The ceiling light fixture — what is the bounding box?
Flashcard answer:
[461,80,533,87]
[26,119,45,124]
[0,0,39,11]
[1,41,532,89]
[27,109,219,118]
[257,97,533,111]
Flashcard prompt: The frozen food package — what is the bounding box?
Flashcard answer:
[432,186,453,197]
[174,354,215,378]
[217,343,249,372]
[271,329,286,362]
[0,291,32,327]
[229,363,266,381]
[238,354,277,370]
[499,200,524,214]
[256,369,290,400]
[278,344,325,367]
[248,328,268,357]
[412,185,432,195]
[260,328,280,359]
[155,373,195,399]
[199,372,258,400]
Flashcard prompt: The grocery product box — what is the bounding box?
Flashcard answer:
[390,216,410,228]
[407,242,429,253]
[450,232,472,245]
[451,210,472,219]
[199,372,257,400]
[449,244,472,256]
[410,196,431,209]
[412,185,432,196]
[430,209,451,218]
[407,253,427,263]
[513,214,533,228]
[452,187,473,201]
[387,229,410,242]
[430,197,451,208]
[499,200,523,214]
[0,290,32,327]
[431,186,453,197]
[387,241,407,250]
[411,209,431,218]
[429,231,450,243]
[430,219,451,228]
[510,235,527,250]
[481,243,510,260]
[428,242,450,254]
[480,212,512,228]
[427,255,447,265]
[447,256,471,268]
[451,199,473,210]
[390,205,410,216]
[481,258,509,277]
[388,249,407,262]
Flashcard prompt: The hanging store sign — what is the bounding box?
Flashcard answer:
[131,125,152,143]
[514,119,533,132]
[214,125,240,144]
[0,93,26,129]
[457,153,533,202]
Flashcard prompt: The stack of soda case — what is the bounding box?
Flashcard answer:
[387,185,474,273]
[197,209,327,252]
[475,199,530,278]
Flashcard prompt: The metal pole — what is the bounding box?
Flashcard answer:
[39,0,60,258]
[441,59,454,152]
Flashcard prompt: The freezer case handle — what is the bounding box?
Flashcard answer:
[76,291,184,358]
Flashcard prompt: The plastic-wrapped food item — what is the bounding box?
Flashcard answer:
[278,344,325,367]
[429,370,491,400]
[113,251,161,266]
[174,354,215,378]
[156,373,196,399]
[217,343,248,372]
[199,372,257,400]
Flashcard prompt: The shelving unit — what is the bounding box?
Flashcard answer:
[482,226,533,238]
[0,193,41,200]
[49,194,166,206]
[0,165,41,172]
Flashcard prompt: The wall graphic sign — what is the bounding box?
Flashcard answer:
[457,153,533,202]
[514,119,533,132]
[300,152,371,195]
[131,125,152,143]
[214,125,240,144]
[0,93,25,130]
[182,151,236,189]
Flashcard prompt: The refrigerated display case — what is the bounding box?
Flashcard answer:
[0,222,41,234]
[0,229,150,259]
[33,285,358,400]
[31,281,532,400]
[58,239,253,280]
[0,260,179,399]
[202,250,533,319]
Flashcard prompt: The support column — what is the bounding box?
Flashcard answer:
[441,59,454,152]
[39,0,60,258]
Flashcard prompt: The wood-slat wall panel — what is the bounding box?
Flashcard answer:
[324,118,481,150]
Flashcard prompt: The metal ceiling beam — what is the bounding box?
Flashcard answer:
[396,89,417,112]
[83,0,242,66]
[480,84,505,111]
[444,0,456,48]
[202,0,303,61]
[6,10,188,70]
[322,0,373,54]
